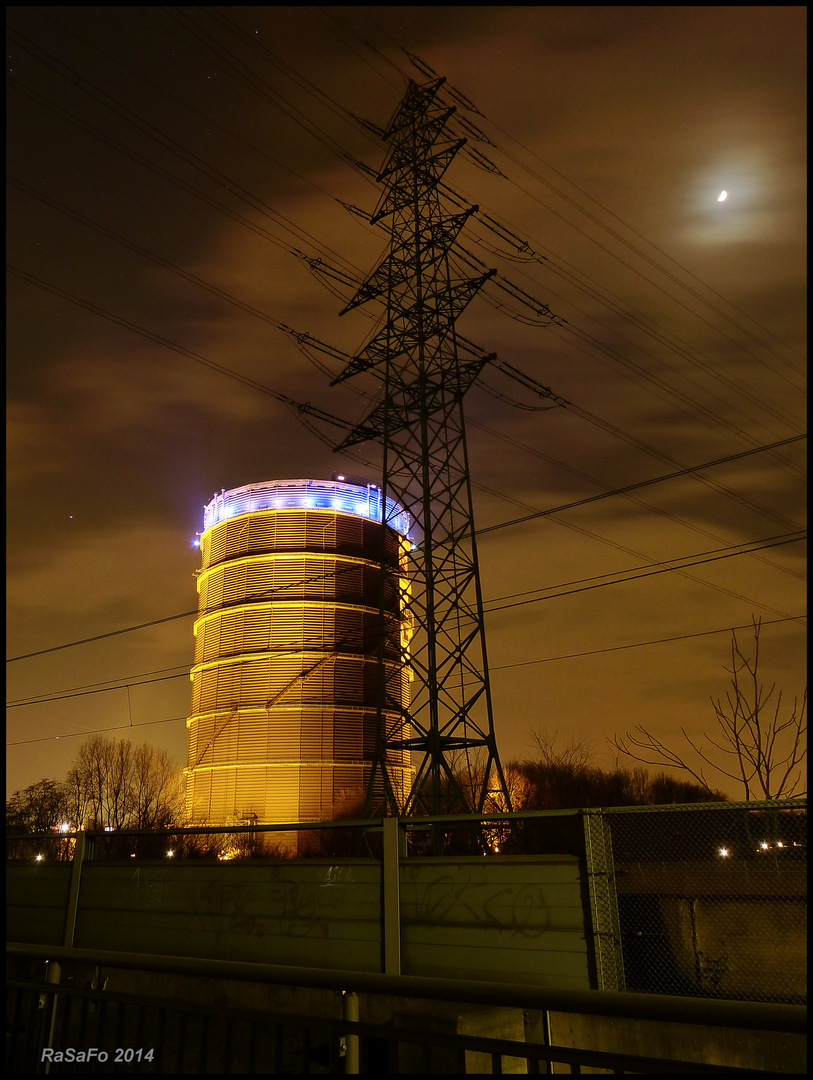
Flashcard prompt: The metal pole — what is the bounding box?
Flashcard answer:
[342,990,359,1073]
[63,830,89,948]
[382,816,402,975]
[42,960,61,1075]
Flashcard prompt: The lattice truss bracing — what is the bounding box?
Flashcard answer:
[330,77,517,816]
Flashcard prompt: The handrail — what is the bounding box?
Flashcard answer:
[6,797,806,842]
[7,942,806,1034]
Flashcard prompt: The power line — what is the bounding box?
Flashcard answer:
[7,531,804,701]
[468,416,805,583]
[6,664,190,705]
[5,599,197,664]
[484,533,805,615]
[7,716,189,748]
[6,558,372,663]
[12,235,802,605]
[7,17,804,717]
[18,254,789,618]
[17,7,798,451]
[8,267,803,646]
[478,112,806,373]
[8,613,806,748]
[20,179,797,519]
[11,30,804,504]
[388,45,806,378]
[489,614,807,673]
[30,7,356,211]
[7,672,189,709]
[5,263,354,457]
[6,77,362,279]
[7,427,805,664]
[476,434,807,537]
[326,13,804,375]
[485,533,805,607]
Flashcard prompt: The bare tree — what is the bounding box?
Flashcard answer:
[64,734,183,830]
[529,728,595,771]
[131,744,184,829]
[611,617,807,800]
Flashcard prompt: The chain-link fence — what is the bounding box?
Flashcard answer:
[590,800,806,1004]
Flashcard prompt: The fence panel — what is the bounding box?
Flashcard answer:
[602,800,806,1004]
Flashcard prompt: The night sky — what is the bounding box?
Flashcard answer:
[7,6,807,802]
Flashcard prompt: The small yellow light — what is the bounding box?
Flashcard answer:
[718,847,729,858]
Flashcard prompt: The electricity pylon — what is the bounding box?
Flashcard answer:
[331,76,512,817]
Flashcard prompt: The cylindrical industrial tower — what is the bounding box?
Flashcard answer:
[185,478,415,825]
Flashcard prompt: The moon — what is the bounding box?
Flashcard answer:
[717,190,728,202]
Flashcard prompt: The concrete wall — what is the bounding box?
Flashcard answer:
[541,1010,807,1074]
[6,853,590,989]
[74,859,382,971]
[6,864,71,946]
[400,855,589,989]
[616,863,807,999]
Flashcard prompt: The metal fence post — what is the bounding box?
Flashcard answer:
[41,960,61,1075]
[342,990,360,1073]
[63,829,90,948]
[583,809,625,992]
[382,816,403,975]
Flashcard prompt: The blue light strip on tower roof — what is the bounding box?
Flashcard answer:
[202,479,411,537]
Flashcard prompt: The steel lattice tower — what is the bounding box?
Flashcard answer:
[331,76,512,817]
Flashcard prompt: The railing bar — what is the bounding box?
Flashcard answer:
[4,979,795,1074]
[19,987,37,1074]
[177,1009,186,1072]
[37,983,53,1070]
[301,1025,310,1073]
[8,942,804,1032]
[199,1010,209,1073]
[76,993,90,1056]
[250,1015,260,1075]
[154,1004,166,1073]
[5,978,786,1074]
[134,1003,147,1073]
[223,1014,232,1075]
[6,986,23,1071]
[95,997,107,1057]
[32,986,46,1073]
[455,1042,466,1072]
[56,991,72,1058]
[115,997,127,1054]
[491,1049,503,1073]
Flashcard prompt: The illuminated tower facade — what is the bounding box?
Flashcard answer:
[185,478,415,824]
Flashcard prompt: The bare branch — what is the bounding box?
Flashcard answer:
[611,616,806,800]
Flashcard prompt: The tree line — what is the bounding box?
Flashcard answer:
[6,734,183,836]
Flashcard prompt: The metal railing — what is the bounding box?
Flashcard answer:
[7,943,806,1074]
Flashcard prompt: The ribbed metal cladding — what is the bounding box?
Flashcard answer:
[185,479,415,825]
